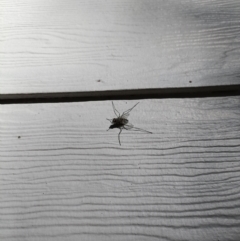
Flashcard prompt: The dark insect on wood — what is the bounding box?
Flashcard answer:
[107,102,152,145]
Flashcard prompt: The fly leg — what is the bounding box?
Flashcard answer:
[118,128,123,146]
[112,102,120,117]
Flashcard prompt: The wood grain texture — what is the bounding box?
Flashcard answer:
[1,0,240,94]
[0,97,240,241]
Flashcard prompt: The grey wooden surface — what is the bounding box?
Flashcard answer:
[1,0,240,94]
[1,97,240,241]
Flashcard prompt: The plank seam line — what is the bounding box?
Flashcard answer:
[1,85,240,104]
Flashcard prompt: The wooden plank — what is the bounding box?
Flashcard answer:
[1,0,240,95]
[0,97,240,241]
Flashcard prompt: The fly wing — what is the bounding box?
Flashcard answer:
[124,123,152,134]
[120,102,139,118]
[121,112,130,119]
[123,122,134,130]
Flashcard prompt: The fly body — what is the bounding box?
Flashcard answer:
[109,117,128,129]
[107,102,152,145]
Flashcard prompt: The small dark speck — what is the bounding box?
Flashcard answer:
[189,80,192,83]
[96,79,101,82]
[18,136,21,139]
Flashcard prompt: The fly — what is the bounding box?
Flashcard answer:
[107,102,152,145]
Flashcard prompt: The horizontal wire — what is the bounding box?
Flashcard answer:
[1,85,240,105]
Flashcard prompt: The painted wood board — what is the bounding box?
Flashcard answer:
[1,0,240,94]
[1,97,240,240]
